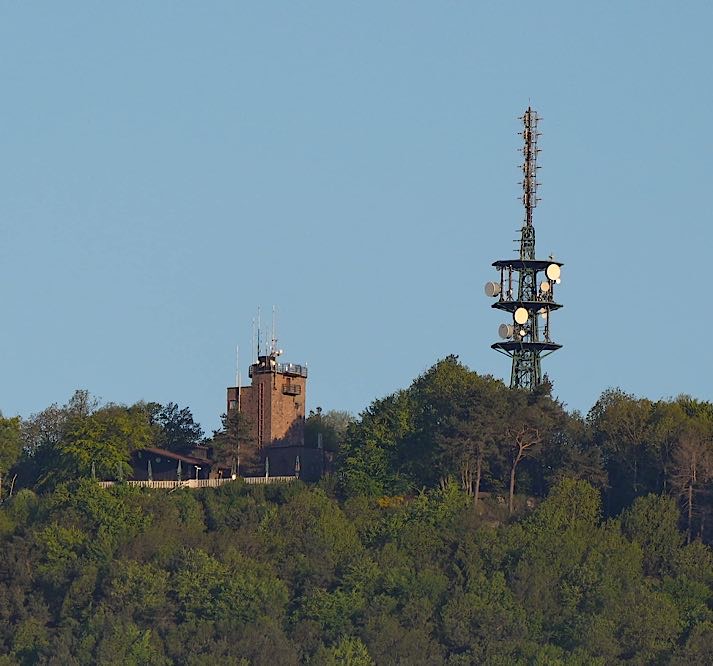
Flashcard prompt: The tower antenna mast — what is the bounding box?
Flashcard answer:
[485,107,564,390]
[271,305,278,356]
[257,306,261,358]
[236,345,241,411]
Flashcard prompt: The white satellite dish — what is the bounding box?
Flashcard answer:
[498,323,514,339]
[514,307,529,325]
[540,280,550,293]
[546,263,561,281]
[484,281,501,297]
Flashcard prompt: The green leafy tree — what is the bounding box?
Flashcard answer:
[671,621,713,665]
[233,617,299,666]
[409,355,483,486]
[272,488,363,593]
[295,587,362,644]
[91,612,168,666]
[0,415,22,499]
[536,411,607,493]
[18,401,72,487]
[339,390,414,496]
[441,570,530,663]
[589,389,657,511]
[212,409,254,476]
[51,404,152,484]
[435,374,507,504]
[306,408,353,451]
[313,636,375,666]
[22,393,152,488]
[621,493,683,577]
[503,385,561,514]
[671,421,713,543]
[148,402,203,453]
[649,399,690,493]
[103,559,170,625]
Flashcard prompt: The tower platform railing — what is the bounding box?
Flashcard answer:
[277,363,308,377]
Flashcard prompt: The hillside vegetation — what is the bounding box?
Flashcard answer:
[1,356,713,664]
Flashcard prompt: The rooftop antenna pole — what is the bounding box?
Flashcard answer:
[257,306,261,357]
[485,107,564,390]
[236,345,241,411]
[271,305,276,356]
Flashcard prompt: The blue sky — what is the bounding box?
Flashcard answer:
[1,2,711,432]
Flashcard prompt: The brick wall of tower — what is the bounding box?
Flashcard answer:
[226,364,307,475]
[269,372,306,444]
[227,385,258,442]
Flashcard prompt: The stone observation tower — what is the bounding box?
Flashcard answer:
[484,108,564,390]
[226,350,308,451]
[226,321,319,478]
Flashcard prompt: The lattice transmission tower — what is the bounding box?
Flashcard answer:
[484,108,564,390]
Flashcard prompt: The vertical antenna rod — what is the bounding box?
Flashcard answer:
[519,107,539,264]
[257,306,261,358]
[521,108,540,230]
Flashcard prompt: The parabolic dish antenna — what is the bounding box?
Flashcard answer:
[514,307,529,325]
[540,280,550,293]
[546,263,561,281]
[499,323,514,339]
[484,281,501,297]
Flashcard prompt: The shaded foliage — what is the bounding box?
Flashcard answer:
[2,359,713,662]
[148,402,204,454]
[0,476,711,664]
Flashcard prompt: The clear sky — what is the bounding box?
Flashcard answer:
[1,2,711,433]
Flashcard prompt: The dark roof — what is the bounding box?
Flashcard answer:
[137,447,212,467]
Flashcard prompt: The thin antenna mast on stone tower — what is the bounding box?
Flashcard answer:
[236,345,242,411]
[257,306,261,358]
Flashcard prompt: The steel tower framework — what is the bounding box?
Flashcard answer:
[485,108,563,390]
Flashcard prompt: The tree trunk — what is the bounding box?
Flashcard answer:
[474,454,482,508]
[509,460,518,515]
[687,482,694,545]
[461,461,472,495]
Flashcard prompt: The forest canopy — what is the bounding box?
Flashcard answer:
[1,356,713,664]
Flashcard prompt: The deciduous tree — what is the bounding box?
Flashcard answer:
[212,410,254,476]
[671,421,713,543]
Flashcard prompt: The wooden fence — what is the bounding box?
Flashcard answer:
[97,476,297,490]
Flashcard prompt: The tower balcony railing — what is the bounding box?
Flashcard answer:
[283,383,302,396]
[249,360,308,378]
[277,363,308,377]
